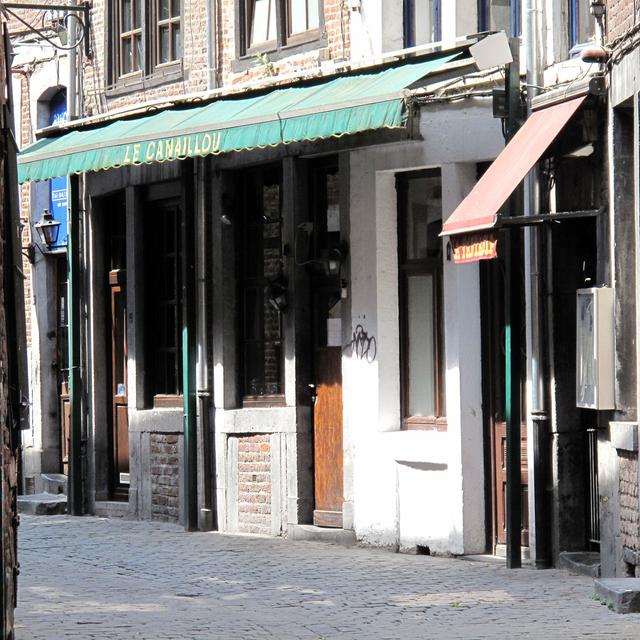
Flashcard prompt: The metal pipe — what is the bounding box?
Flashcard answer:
[67,0,77,120]
[182,160,198,532]
[523,0,551,568]
[67,174,82,515]
[196,158,214,530]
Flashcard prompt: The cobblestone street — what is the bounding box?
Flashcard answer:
[15,515,640,639]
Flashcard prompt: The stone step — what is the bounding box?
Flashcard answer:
[41,473,68,495]
[18,492,67,516]
[288,524,356,546]
[594,578,640,614]
[559,551,601,578]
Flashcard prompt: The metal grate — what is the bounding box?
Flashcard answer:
[587,428,600,546]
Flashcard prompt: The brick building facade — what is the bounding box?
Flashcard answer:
[14,0,640,584]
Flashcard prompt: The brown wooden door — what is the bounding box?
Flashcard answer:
[313,345,343,527]
[110,269,129,500]
[494,420,529,546]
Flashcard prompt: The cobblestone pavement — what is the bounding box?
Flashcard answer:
[15,515,640,639]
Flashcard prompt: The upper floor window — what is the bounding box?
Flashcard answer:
[404,0,442,48]
[568,0,595,49]
[157,0,182,65]
[478,0,521,37]
[241,0,322,56]
[110,0,182,84]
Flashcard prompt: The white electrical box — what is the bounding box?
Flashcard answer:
[576,287,614,410]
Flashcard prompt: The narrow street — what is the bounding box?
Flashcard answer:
[14,515,640,639]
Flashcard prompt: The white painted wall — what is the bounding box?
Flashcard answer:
[346,100,504,554]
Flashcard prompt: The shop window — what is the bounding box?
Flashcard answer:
[144,201,183,406]
[403,0,441,48]
[568,0,595,50]
[240,166,284,403]
[110,0,182,84]
[478,0,521,37]
[240,0,322,56]
[397,170,446,429]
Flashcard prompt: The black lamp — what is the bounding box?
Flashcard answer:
[34,209,61,250]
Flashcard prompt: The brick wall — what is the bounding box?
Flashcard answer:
[150,433,180,522]
[619,451,640,553]
[607,0,639,43]
[237,434,272,535]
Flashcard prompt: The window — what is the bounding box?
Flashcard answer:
[157,0,182,65]
[144,200,183,405]
[110,0,182,84]
[117,0,143,76]
[240,0,322,56]
[403,0,441,48]
[478,0,521,37]
[568,0,595,49]
[239,166,284,403]
[397,170,445,429]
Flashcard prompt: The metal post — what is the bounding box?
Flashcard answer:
[505,37,522,569]
[67,174,83,515]
[182,160,198,531]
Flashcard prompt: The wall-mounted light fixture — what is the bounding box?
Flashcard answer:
[1,2,93,58]
[23,209,62,263]
[267,275,288,313]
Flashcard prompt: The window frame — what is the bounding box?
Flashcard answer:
[107,0,183,92]
[403,0,442,49]
[235,0,326,64]
[477,0,521,37]
[568,0,594,50]
[237,165,286,407]
[143,189,184,408]
[397,169,446,431]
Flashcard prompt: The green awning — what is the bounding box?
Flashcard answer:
[18,53,457,183]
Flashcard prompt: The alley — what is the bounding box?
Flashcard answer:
[14,515,640,640]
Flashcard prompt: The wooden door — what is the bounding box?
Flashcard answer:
[311,284,344,528]
[481,259,529,551]
[494,420,529,546]
[313,344,343,527]
[109,269,129,500]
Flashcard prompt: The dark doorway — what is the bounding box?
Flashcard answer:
[105,194,129,501]
[481,250,529,553]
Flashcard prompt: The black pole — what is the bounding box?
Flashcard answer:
[182,159,198,531]
[67,174,83,515]
[505,37,522,569]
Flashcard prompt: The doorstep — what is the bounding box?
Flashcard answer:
[17,492,67,515]
[559,551,601,577]
[288,524,356,547]
[594,578,640,613]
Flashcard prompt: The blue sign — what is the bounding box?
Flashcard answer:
[49,91,68,250]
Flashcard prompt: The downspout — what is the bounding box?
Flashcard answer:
[197,159,214,530]
[182,159,198,531]
[67,175,83,515]
[523,0,550,568]
[67,0,77,120]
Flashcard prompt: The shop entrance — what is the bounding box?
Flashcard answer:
[105,196,129,501]
[309,162,344,528]
[481,255,529,552]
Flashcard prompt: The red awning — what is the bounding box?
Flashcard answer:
[441,96,586,236]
